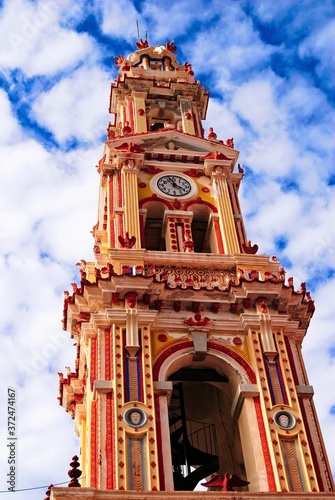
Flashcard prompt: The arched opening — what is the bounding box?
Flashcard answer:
[160,354,248,491]
[149,107,177,132]
[186,203,212,253]
[142,200,167,250]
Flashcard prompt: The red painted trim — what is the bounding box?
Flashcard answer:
[109,177,115,248]
[183,198,217,213]
[117,170,123,208]
[214,218,225,254]
[91,400,98,487]
[146,153,202,164]
[208,341,256,383]
[153,341,192,380]
[254,396,277,491]
[129,100,134,135]
[153,340,255,383]
[105,329,111,380]
[90,338,97,391]
[139,195,174,210]
[106,392,115,489]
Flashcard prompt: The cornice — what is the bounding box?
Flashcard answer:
[50,488,335,499]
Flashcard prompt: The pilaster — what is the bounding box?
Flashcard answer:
[212,172,240,254]
[132,92,147,134]
[122,165,141,249]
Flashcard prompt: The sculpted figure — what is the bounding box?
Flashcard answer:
[129,411,141,425]
[256,298,268,314]
[183,233,194,252]
[278,414,289,428]
[125,292,137,309]
[207,127,217,140]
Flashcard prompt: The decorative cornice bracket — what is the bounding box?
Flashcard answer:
[93,380,113,399]
[231,383,259,421]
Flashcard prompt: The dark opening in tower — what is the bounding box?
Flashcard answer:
[167,367,247,491]
[142,201,166,251]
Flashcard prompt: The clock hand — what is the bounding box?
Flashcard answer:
[169,177,178,188]
[164,176,175,187]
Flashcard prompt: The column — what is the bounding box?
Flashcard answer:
[122,165,141,249]
[213,173,240,254]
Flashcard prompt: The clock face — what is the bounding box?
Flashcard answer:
[156,175,192,197]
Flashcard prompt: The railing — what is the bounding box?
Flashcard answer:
[186,420,218,459]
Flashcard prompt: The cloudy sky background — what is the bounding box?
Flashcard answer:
[0,0,334,496]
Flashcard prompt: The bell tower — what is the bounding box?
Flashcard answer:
[54,40,334,499]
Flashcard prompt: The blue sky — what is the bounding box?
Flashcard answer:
[0,0,334,496]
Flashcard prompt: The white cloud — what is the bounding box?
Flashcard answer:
[205,98,245,143]
[299,18,335,86]
[0,0,94,76]
[31,66,110,143]
[26,30,94,77]
[231,79,281,129]
[251,0,297,22]
[97,0,141,39]
[140,0,217,41]
[246,134,296,176]
[182,3,275,80]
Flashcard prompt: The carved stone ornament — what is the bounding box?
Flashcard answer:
[124,408,147,428]
[214,165,224,174]
[274,410,296,430]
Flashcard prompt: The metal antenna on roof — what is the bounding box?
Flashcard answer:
[136,19,140,41]
[145,30,148,41]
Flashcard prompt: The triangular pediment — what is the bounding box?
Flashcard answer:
[107,130,239,166]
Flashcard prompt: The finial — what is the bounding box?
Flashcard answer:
[43,484,53,499]
[238,163,244,174]
[114,55,125,66]
[68,455,81,487]
[165,41,177,53]
[242,240,258,254]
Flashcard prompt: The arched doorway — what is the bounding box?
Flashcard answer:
[154,347,255,491]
